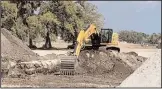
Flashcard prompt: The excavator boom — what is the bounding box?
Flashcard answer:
[60,24,98,75]
[74,24,98,57]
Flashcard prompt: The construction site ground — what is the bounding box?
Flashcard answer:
[1,29,160,87]
[2,43,158,87]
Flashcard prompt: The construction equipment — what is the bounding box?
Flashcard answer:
[60,24,120,75]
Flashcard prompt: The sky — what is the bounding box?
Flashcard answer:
[89,1,161,34]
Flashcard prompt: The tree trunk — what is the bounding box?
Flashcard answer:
[73,29,78,45]
[72,24,78,45]
[28,29,34,48]
[43,23,52,49]
[28,37,37,49]
[29,38,33,47]
[44,31,52,49]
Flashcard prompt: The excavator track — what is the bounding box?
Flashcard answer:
[60,56,76,75]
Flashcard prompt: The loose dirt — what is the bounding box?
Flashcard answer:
[2,50,147,87]
[1,28,46,77]
[75,50,147,78]
[1,28,43,62]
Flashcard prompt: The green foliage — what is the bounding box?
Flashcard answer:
[11,17,28,41]
[78,2,104,30]
[148,33,161,44]
[118,30,161,44]
[26,15,43,39]
[39,11,60,25]
[64,22,74,33]
[1,1,104,44]
[50,34,57,41]
[26,16,39,27]
[1,1,18,29]
[1,1,18,19]
[38,10,60,40]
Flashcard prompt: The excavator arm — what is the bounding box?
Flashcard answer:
[60,24,98,75]
[74,24,97,58]
[60,24,120,75]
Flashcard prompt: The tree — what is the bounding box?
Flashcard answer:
[2,1,104,48]
[49,1,104,42]
[149,33,161,44]
[11,17,28,41]
[26,15,43,47]
[77,2,104,30]
[1,1,28,42]
[118,30,161,45]
[19,1,41,47]
[39,11,60,48]
[1,1,18,30]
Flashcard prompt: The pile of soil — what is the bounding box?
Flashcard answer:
[76,50,115,74]
[75,50,147,79]
[119,50,161,87]
[1,28,43,62]
[1,28,45,77]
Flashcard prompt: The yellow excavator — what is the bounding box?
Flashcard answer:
[60,24,120,75]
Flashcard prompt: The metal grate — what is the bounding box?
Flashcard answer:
[60,56,76,75]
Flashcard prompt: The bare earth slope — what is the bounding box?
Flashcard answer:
[1,28,42,62]
[118,50,161,87]
[1,28,46,77]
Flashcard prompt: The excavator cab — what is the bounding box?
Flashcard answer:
[100,28,120,52]
[100,28,113,43]
[89,28,114,50]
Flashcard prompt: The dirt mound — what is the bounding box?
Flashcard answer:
[75,50,147,79]
[1,28,45,77]
[76,50,115,74]
[118,50,161,87]
[124,51,138,56]
[1,28,43,62]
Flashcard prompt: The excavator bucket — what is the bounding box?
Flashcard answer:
[60,56,77,75]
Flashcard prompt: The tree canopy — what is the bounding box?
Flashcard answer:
[1,1,160,47]
[118,30,161,44]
